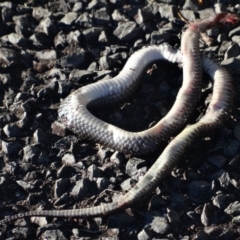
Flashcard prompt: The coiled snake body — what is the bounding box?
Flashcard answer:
[0,13,238,225]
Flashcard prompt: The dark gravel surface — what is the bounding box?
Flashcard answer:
[0,0,240,239]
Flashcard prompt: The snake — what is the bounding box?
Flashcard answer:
[0,13,237,225]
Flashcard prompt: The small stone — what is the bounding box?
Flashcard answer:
[71,178,92,197]
[188,181,211,200]
[0,73,11,84]
[159,4,175,19]
[54,31,67,49]
[150,30,171,45]
[166,207,180,226]
[113,21,140,41]
[212,194,235,209]
[3,162,17,175]
[51,121,66,137]
[69,69,94,82]
[99,55,115,70]
[96,177,110,191]
[148,195,166,211]
[33,129,51,146]
[232,36,240,46]
[0,48,22,68]
[40,229,67,240]
[35,50,57,61]
[229,25,240,38]
[234,123,240,141]
[59,49,85,68]
[170,193,189,211]
[66,30,81,45]
[87,164,102,180]
[112,9,129,22]
[224,201,240,216]
[201,203,214,226]
[198,8,215,19]
[229,154,240,167]
[54,178,71,199]
[62,153,76,165]
[23,144,42,163]
[72,2,83,12]
[1,6,13,22]
[137,229,152,240]
[224,140,240,157]
[35,17,56,36]
[134,4,154,24]
[93,7,110,25]
[204,226,222,238]
[75,12,93,27]
[30,32,51,47]
[207,155,227,168]
[144,212,170,235]
[3,122,26,138]
[211,170,230,189]
[13,14,33,36]
[218,41,232,56]
[16,180,34,192]
[3,33,28,47]
[120,178,134,192]
[180,9,197,21]
[125,157,147,177]
[87,0,107,10]
[2,140,21,157]
[224,43,240,60]
[110,151,126,165]
[60,12,78,25]
[32,7,51,21]
[232,215,240,224]
[194,230,209,240]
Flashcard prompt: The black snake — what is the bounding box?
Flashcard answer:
[0,13,237,225]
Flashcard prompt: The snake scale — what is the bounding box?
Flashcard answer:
[0,13,238,225]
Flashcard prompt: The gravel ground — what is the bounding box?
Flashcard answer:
[0,0,240,239]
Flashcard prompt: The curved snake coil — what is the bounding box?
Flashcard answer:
[0,13,237,225]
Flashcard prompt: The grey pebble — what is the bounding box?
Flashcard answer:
[144,212,170,235]
[59,49,85,68]
[225,201,240,216]
[71,178,92,198]
[82,27,102,43]
[121,178,134,192]
[212,193,235,209]
[72,2,83,12]
[54,178,71,199]
[40,229,67,240]
[159,4,175,19]
[35,17,56,36]
[207,155,227,168]
[201,203,214,226]
[35,49,57,61]
[224,139,240,157]
[224,43,240,60]
[32,7,51,21]
[87,164,102,180]
[113,21,140,41]
[125,157,147,177]
[179,9,197,21]
[59,12,78,25]
[93,7,110,25]
[188,180,211,200]
[212,170,230,189]
[233,123,240,141]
